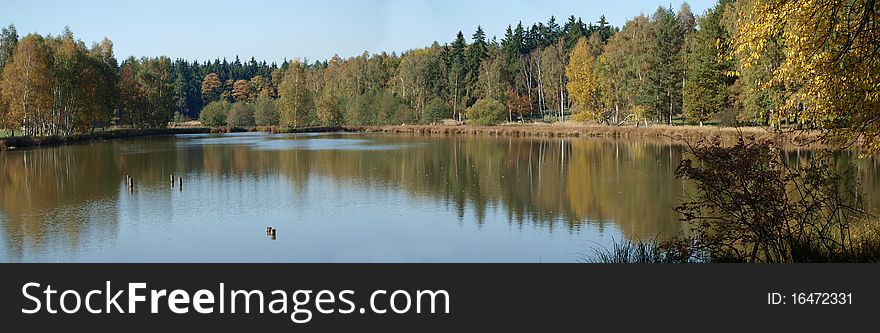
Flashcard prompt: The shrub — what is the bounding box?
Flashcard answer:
[590,137,880,263]
[424,98,450,124]
[465,98,506,126]
[674,137,877,263]
[375,92,406,125]
[253,95,279,126]
[227,101,255,127]
[199,101,230,127]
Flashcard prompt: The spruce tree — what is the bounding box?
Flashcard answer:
[683,3,734,125]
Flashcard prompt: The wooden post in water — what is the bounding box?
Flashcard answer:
[170,174,175,188]
[178,176,182,191]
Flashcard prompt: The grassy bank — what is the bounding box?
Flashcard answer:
[224,123,829,149]
[0,123,829,151]
[0,128,212,150]
[344,123,825,147]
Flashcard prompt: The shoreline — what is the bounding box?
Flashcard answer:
[1,123,826,151]
[0,128,212,150]
[341,124,826,147]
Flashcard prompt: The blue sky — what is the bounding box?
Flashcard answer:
[2,0,716,63]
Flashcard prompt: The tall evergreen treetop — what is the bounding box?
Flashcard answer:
[0,24,18,70]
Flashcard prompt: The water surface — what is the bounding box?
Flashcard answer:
[1,132,877,262]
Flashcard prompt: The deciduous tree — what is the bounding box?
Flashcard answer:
[201,73,222,103]
[733,0,880,150]
[278,60,312,127]
[566,37,602,122]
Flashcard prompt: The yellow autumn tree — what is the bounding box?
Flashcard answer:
[0,34,53,136]
[278,60,312,127]
[565,37,602,122]
[733,0,880,151]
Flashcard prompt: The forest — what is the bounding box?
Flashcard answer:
[0,0,877,151]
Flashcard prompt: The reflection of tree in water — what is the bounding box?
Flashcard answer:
[0,143,123,259]
[3,133,878,260]
[240,135,690,240]
[779,149,880,214]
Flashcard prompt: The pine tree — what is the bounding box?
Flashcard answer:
[597,15,612,42]
[448,32,467,121]
[564,16,585,50]
[465,26,488,106]
[683,2,733,125]
[641,6,686,124]
[546,16,561,45]
[0,24,18,71]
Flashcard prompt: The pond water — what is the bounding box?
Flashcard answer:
[1,132,878,262]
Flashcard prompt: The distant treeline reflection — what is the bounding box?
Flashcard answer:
[2,134,879,257]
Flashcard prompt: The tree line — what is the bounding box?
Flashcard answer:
[1,0,877,152]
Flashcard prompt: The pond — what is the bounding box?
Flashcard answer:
[1,132,878,262]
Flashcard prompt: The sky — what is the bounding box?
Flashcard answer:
[2,0,716,64]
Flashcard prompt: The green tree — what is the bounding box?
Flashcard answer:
[119,58,146,127]
[683,2,734,125]
[316,89,342,126]
[477,49,508,102]
[563,16,585,50]
[253,95,279,126]
[278,60,312,127]
[139,57,176,128]
[599,14,653,124]
[501,24,523,78]
[395,47,439,122]
[448,31,467,121]
[641,6,687,124]
[596,15,613,42]
[0,24,17,70]
[88,37,119,129]
[465,26,488,104]
[199,100,230,127]
[424,97,450,124]
[227,101,254,127]
[539,41,567,120]
[118,56,175,129]
[466,98,506,126]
